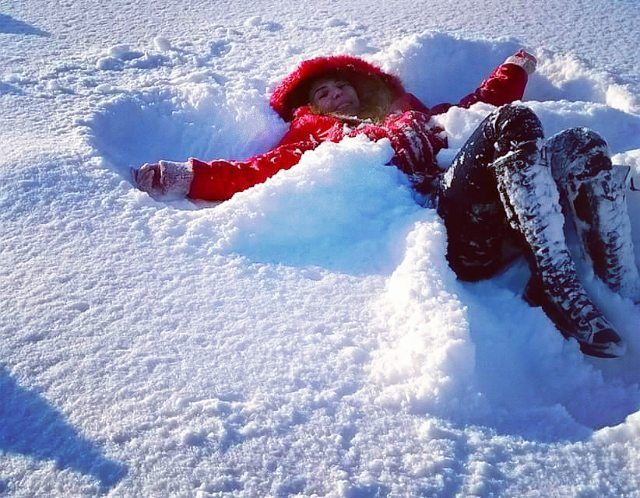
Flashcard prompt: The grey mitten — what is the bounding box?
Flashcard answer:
[504,49,537,75]
[133,160,193,199]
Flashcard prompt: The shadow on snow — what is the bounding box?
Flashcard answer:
[0,367,126,489]
[0,14,50,37]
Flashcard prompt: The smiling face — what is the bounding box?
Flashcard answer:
[309,78,361,115]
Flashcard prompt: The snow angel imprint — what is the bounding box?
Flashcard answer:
[133,51,640,359]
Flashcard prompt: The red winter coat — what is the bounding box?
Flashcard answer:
[187,55,528,201]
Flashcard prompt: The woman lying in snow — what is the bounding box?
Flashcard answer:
[133,51,640,358]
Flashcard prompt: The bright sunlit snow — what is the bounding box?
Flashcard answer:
[2,1,640,496]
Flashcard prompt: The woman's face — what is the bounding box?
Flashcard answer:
[309,78,360,115]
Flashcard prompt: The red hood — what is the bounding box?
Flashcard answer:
[270,55,407,122]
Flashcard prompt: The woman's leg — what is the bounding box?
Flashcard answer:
[545,128,640,301]
[439,104,625,357]
[437,106,536,280]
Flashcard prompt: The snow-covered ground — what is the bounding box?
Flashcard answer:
[2,1,640,496]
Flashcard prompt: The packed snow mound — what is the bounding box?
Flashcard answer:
[164,136,427,273]
[369,216,482,419]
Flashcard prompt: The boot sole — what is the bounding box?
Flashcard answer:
[522,281,626,358]
[579,337,627,358]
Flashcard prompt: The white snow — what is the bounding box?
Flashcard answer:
[2,0,640,496]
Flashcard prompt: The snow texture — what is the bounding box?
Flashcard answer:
[2,0,640,496]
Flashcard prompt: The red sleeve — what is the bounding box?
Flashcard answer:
[430,63,529,114]
[187,107,345,201]
[187,140,318,201]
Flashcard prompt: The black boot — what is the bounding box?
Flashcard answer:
[490,114,626,358]
[524,273,624,358]
[546,129,640,302]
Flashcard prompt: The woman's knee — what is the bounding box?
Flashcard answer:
[550,127,608,155]
[547,127,611,179]
[493,103,537,120]
[490,104,544,149]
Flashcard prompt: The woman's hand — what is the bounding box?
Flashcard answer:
[132,160,193,199]
[504,49,537,75]
[133,163,161,193]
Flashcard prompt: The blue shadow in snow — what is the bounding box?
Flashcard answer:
[0,367,126,489]
[0,14,49,36]
[0,82,24,96]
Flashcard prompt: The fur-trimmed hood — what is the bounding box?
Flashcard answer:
[270,55,407,122]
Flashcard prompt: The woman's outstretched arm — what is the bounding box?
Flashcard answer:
[431,50,537,114]
[187,140,318,201]
[133,139,320,202]
[133,106,345,201]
